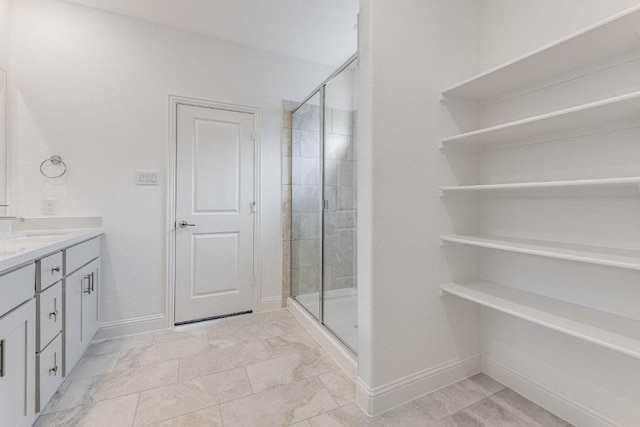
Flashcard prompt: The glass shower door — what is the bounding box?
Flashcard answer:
[290,91,323,319]
[323,59,358,353]
[290,55,358,355]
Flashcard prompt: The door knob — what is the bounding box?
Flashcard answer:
[178,220,196,229]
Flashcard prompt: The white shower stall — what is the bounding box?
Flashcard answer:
[289,55,359,355]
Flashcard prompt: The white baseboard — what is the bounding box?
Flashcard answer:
[94,314,166,341]
[356,355,481,416]
[287,297,358,379]
[95,297,283,342]
[482,355,619,427]
[258,296,284,312]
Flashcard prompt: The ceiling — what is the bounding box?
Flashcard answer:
[63,0,359,67]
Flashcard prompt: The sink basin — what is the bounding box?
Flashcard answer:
[0,228,100,263]
[5,230,74,240]
[14,230,73,237]
[0,240,34,256]
[0,231,75,257]
[0,246,25,257]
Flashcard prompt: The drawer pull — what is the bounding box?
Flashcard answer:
[49,297,59,321]
[49,352,58,376]
[51,266,61,274]
[0,339,4,377]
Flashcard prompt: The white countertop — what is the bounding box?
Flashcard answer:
[0,228,104,272]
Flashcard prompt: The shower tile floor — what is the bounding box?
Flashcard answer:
[36,310,571,426]
[296,288,359,353]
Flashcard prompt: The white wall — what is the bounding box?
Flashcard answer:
[478,0,640,70]
[0,0,9,70]
[356,0,483,415]
[0,0,10,212]
[10,0,332,331]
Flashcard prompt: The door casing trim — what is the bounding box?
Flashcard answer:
[167,95,262,327]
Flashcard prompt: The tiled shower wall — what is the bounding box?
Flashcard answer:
[323,107,357,293]
[281,100,295,304]
[282,100,357,303]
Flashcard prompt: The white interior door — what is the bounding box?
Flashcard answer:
[175,104,255,324]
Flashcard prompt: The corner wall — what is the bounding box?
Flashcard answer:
[356,0,483,414]
[9,0,332,335]
[357,0,640,422]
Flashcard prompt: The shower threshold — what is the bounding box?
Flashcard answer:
[296,288,358,353]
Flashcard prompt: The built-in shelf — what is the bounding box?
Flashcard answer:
[441,5,640,103]
[441,281,640,359]
[440,234,640,271]
[440,177,640,197]
[441,91,640,150]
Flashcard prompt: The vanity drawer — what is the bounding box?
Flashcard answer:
[36,332,63,412]
[37,281,62,352]
[64,237,100,276]
[37,251,63,292]
[0,263,35,318]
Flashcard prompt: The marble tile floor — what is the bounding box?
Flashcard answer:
[35,309,571,427]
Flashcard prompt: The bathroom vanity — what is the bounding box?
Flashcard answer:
[0,227,103,426]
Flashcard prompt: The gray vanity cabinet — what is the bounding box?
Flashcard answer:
[63,238,100,377]
[0,265,37,427]
[0,232,102,424]
[35,252,64,412]
[82,259,100,343]
[63,265,85,374]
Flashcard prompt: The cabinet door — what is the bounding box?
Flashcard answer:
[82,259,99,343]
[0,299,36,427]
[63,266,89,376]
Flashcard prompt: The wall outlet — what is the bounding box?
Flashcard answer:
[43,198,57,215]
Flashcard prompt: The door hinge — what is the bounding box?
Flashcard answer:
[251,201,257,214]
[250,131,257,142]
[251,275,256,286]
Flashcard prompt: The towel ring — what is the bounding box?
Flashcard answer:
[40,155,67,179]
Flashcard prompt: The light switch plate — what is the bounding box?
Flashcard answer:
[135,170,160,186]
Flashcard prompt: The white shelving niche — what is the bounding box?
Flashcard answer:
[441,5,640,104]
[440,234,640,272]
[441,91,640,151]
[440,176,640,198]
[439,2,640,370]
[440,282,640,359]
